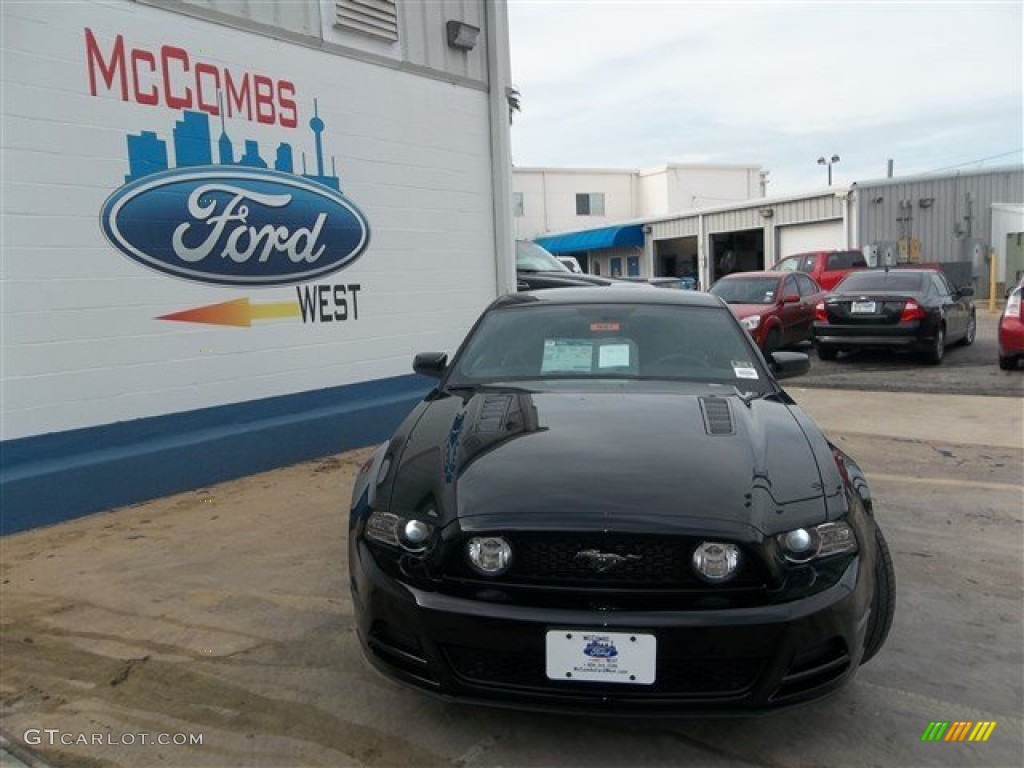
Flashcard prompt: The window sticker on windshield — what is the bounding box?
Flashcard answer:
[590,322,620,332]
[732,361,759,379]
[542,339,593,372]
[598,343,631,368]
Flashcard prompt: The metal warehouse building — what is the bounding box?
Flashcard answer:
[544,166,1024,296]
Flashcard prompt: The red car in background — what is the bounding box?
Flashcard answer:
[998,278,1024,370]
[709,271,825,353]
[773,250,868,291]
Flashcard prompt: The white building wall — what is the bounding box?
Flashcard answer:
[1,0,503,441]
[514,163,764,239]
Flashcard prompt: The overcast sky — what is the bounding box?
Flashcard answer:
[506,1,1023,197]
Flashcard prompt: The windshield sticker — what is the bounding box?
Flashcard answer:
[598,343,631,368]
[732,361,759,379]
[590,322,620,332]
[542,339,593,373]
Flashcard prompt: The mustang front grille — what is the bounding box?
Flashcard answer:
[446,533,768,588]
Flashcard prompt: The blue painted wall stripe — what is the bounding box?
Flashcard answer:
[1,375,433,535]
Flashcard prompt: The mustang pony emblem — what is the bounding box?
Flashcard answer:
[574,549,642,573]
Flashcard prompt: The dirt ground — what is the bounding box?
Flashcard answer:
[1,390,1022,768]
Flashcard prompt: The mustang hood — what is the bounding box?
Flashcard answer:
[387,389,830,536]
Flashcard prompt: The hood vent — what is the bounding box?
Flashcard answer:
[477,395,512,432]
[699,397,735,436]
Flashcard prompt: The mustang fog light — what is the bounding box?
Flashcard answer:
[692,541,741,583]
[466,536,512,576]
[400,519,432,552]
[778,521,857,563]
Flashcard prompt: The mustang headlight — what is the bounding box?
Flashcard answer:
[778,521,857,564]
[691,541,741,583]
[365,511,434,553]
[740,315,761,331]
[466,536,512,576]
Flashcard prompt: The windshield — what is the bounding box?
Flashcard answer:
[710,276,781,305]
[516,240,570,272]
[836,271,926,293]
[448,303,769,388]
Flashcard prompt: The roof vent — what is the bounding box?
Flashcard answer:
[699,397,735,436]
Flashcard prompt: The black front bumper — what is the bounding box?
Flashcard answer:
[350,540,871,715]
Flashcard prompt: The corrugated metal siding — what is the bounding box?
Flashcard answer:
[400,0,488,84]
[856,169,1024,262]
[771,195,844,226]
[652,218,698,238]
[170,0,322,37]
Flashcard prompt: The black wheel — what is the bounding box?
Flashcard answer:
[999,355,1017,371]
[763,329,782,356]
[817,344,838,361]
[958,312,976,346]
[861,526,896,665]
[924,326,945,365]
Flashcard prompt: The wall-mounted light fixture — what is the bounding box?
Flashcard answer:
[446,20,480,51]
[871,195,884,204]
[641,224,653,234]
[759,208,774,219]
[918,197,935,209]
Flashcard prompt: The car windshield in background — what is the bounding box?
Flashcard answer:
[516,241,569,272]
[837,271,926,293]
[710,277,780,305]
[450,303,767,386]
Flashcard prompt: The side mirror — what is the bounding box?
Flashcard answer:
[413,352,448,378]
[782,293,800,304]
[958,285,974,297]
[770,351,810,380]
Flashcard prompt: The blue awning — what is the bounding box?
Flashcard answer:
[534,224,644,254]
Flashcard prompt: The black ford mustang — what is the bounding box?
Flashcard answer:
[349,287,895,714]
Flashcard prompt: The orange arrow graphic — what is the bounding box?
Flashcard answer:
[158,298,301,327]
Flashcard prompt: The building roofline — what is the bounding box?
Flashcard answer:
[852,164,1024,189]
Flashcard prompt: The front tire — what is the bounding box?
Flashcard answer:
[925,325,945,365]
[861,527,896,665]
[958,312,976,346]
[999,354,1017,371]
[763,328,782,356]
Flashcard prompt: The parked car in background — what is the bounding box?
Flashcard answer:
[813,268,975,364]
[350,286,894,714]
[710,271,825,353]
[516,240,614,290]
[556,255,584,274]
[774,250,868,291]
[998,278,1024,370]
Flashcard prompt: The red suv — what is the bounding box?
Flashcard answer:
[774,250,868,291]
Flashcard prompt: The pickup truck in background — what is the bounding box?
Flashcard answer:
[772,249,868,291]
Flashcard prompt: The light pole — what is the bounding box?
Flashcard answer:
[817,154,840,186]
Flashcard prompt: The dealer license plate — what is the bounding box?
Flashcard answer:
[851,300,877,314]
[545,630,656,685]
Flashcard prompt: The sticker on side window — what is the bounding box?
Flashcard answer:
[732,361,759,380]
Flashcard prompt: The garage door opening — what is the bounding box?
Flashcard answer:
[710,229,764,283]
[654,236,699,285]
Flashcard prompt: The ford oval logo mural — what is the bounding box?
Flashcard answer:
[101,166,369,287]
